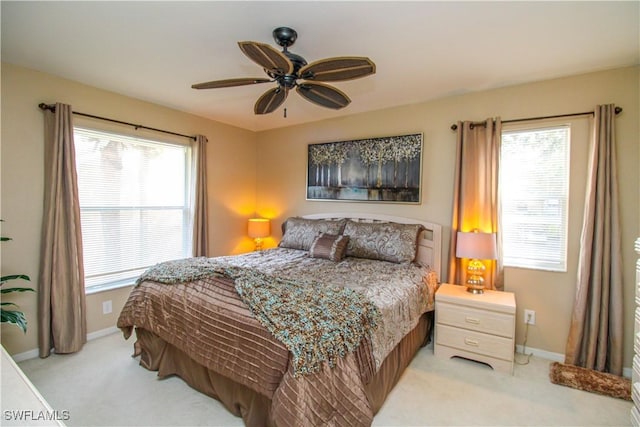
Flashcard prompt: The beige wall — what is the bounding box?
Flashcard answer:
[256,66,640,368]
[1,63,258,355]
[2,63,638,370]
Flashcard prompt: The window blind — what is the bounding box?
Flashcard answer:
[501,126,570,271]
[74,127,192,291]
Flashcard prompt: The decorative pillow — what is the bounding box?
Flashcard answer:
[309,233,350,262]
[344,220,423,264]
[279,217,347,251]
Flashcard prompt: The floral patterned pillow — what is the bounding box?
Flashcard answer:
[344,220,423,264]
[279,217,347,251]
[309,233,350,262]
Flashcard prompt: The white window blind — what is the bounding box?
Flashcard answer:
[74,127,192,291]
[500,126,570,271]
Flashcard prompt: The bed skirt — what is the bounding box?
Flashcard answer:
[131,312,433,427]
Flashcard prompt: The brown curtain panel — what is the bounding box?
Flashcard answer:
[565,104,623,375]
[38,103,87,358]
[448,118,504,290]
[192,135,209,257]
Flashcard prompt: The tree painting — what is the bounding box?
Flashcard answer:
[307,133,422,203]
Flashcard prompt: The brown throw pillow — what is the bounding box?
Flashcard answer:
[309,233,350,262]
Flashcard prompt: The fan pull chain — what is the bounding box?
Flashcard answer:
[284,108,287,118]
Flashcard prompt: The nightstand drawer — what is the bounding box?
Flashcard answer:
[437,301,514,338]
[436,324,514,361]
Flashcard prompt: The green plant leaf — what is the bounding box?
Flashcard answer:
[1,302,19,308]
[1,221,31,333]
[1,287,35,294]
[1,274,31,283]
[1,308,28,333]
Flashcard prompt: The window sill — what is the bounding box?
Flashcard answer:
[86,280,135,295]
[503,264,567,273]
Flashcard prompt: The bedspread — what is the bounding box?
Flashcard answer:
[134,257,381,377]
[117,248,436,426]
[215,248,437,368]
[118,274,377,426]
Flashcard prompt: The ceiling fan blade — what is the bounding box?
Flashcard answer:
[238,41,293,76]
[191,77,271,89]
[299,57,376,82]
[296,82,351,110]
[254,87,288,115]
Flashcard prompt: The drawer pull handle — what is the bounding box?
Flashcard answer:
[464,338,479,347]
[465,317,480,324]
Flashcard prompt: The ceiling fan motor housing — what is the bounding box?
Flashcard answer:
[272,27,307,85]
[279,74,298,89]
[283,51,307,73]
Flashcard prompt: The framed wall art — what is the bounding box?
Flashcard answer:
[306,133,423,203]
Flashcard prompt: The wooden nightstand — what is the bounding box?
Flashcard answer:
[434,283,516,374]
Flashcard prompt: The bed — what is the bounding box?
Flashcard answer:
[117,213,442,426]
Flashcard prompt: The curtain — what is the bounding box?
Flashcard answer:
[38,103,87,358]
[192,135,209,257]
[448,118,504,290]
[565,104,623,375]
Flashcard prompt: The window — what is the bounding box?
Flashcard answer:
[74,127,193,292]
[500,125,570,271]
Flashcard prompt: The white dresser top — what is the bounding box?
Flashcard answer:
[436,283,516,314]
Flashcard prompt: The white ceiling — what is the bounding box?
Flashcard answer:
[2,1,638,132]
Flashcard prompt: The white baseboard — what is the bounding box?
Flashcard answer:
[10,348,40,363]
[516,344,632,378]
[10,326,120,363]
[87,326,119,341]
[516,344,564,362]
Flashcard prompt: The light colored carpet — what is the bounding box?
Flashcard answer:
[18,332,632,426]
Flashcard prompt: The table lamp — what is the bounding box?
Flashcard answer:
[456,230,497,294]
[248,218,270,251]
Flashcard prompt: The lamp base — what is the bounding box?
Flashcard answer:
[466,284,485,294]
[465,259,486,294]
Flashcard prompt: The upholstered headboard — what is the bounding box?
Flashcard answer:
[301,213,442,282]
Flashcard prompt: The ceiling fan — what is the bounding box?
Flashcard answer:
[191,27,376,115]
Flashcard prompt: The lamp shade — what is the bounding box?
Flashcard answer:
[248,218,270,238]
[456,231,497,260]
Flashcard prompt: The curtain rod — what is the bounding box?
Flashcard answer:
[38,103,197,141]
[450,106,623,131]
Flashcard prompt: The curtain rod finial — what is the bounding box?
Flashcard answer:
[38,103,55,112]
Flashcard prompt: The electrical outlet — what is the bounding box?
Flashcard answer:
[102,300,112,315]
[524,309,536,325]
